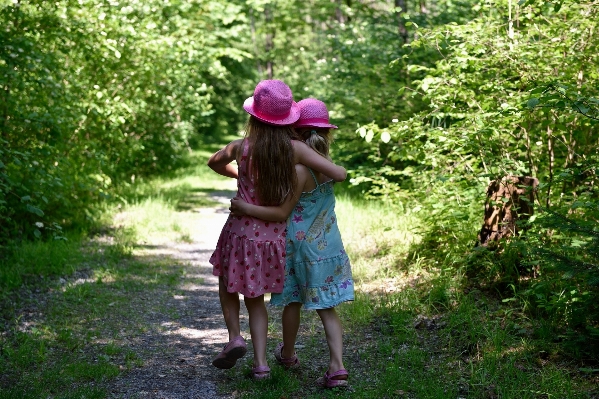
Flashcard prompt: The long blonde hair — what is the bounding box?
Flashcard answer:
[295,128,332,159]
[245,116,296,206]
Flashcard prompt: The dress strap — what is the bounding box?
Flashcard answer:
[307,168,319,186]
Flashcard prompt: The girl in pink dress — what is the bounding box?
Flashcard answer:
[207,80,346,379]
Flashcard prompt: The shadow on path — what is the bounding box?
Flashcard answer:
[106,186,248,399]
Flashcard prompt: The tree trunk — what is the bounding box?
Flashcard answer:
[546,124,554,207]
[336,0,346,23]
[249,9,263,76]
[395,0,408,43]
[477,176,539,247]
[265,8,274,79]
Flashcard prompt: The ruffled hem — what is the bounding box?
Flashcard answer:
[268,252,354,308]
[269,281,354,310]
[210,231,286,298]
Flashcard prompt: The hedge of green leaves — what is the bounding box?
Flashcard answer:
[0,0,252,244]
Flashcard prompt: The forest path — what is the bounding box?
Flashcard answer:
[105,187,245,398]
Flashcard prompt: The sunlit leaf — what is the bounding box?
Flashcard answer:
[381,131,391,143]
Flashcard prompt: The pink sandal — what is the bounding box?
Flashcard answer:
[316,369,349,388]
[252,365,271,380]
[211,336,247,369]
[274,342,300,368]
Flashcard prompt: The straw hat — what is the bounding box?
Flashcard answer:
[293,98,338,129]
[243,80,300,125]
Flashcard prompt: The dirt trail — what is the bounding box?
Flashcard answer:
[107,191,248,399]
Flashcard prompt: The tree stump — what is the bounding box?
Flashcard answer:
[477,176,539,247]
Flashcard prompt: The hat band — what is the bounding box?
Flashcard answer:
[252,106,291,121]
[297,117,331,125]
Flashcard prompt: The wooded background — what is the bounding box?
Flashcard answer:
[1,0,597,357]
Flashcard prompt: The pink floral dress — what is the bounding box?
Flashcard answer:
[209,140,287,298]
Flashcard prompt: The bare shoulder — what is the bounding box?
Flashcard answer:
[295,162,310,178]
[295,163,317,192]
[290,140,308,162]
[208,138,244,167]
[228,138,244,151]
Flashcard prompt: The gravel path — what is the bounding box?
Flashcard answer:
[107,192,248,399]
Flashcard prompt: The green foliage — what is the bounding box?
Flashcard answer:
[334,0,599,357]
[517,157,599,356]
[0,233,82,292]
[0,0,253,245]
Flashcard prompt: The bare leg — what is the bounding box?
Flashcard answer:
[218,276,241,340]
[281,303,302,359]
[316,307,346,377]
[244,294,269,369]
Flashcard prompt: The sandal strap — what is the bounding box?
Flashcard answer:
[252,365,271,373]
[326,369,348,379]
[275,342,299,366]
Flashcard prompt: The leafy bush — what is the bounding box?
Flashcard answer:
[0,0,252,246]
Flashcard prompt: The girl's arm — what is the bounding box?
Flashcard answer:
[292,140,347,182]
[207,139,242,178]
[229,164,310,222]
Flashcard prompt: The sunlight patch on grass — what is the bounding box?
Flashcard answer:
[114,198,196,245]
[335,193,421,285]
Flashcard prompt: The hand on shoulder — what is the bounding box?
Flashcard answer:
[291,140,346,183]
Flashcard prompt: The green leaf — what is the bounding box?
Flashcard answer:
[573,102,589,114]
[530,87,545,94]
[26,204,44,217]
[381,131,391,143]
[34,229,42,238]
[527,98,540,108]
[21,195,31,202]
[554,2,562,12]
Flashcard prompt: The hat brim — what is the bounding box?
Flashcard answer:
[243,96,301,126]
[294,121,338,129]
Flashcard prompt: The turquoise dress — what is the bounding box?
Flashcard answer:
[270,170,354,310]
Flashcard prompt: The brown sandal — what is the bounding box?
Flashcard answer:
[274,342,300,368]
[252,365,271,380]
[316,369,349,388]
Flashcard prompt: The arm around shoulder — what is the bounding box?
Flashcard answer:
[292,140,346,182]
[229,164,310,222]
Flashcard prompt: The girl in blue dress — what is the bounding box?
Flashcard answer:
[229,98,354,388]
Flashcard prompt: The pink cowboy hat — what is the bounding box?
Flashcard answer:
[293,98,338,129]
[243,80,300,125]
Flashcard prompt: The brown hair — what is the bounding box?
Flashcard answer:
[245,116,296,206]
[295,128,332,159]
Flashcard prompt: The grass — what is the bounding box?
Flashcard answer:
[0,234,85,292]
[217,185,598,399]
[2,147,598,398]
[0,148,236,398]
[0,234,186,397]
